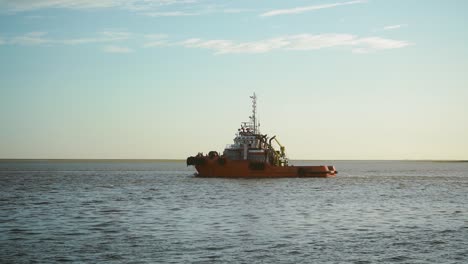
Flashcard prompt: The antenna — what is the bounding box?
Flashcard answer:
[250,93,257,134]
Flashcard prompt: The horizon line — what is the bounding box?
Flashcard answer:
[0,159,467,162]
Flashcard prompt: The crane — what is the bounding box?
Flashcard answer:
[268,136,289,166]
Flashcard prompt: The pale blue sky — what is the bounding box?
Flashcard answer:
[1,0,467,159]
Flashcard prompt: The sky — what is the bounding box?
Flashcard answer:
[0,0,467,160]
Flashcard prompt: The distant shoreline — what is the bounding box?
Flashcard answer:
[0,159,467,163]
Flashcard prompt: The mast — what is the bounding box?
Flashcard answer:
[250,93,257,134]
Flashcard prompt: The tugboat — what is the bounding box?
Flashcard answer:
[187,93,337,178]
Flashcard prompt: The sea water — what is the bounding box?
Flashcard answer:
[1,160,467,263]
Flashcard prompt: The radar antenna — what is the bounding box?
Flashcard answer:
[250,93,258,134]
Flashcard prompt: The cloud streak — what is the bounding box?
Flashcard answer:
[143,34,169,47]
[261,0,366,17]
[144,11,199,17]
[0,0,196,12]
[6,31,131,46]
[10,32,52,45]
[179,34,411,54]
[103,45,134,53]
[0,0,255,18]
[383,24,406,31]
[4,31,411,55]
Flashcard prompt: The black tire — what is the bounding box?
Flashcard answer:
[297,168,306,177]
[218,158,226,165]
[186,156,195,166]
[195,157,206,165]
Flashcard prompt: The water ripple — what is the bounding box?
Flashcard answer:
[1,160,467,263]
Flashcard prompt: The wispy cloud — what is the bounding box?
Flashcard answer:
[103,45,134,53]
[179,34,411,54]
[1,0,122,11]
[62,31,131,44]
[4,31,411,55]
[383,24,406,31]
[0,0,255,19]
[1,0,256,18]
[0,37,5,45]
[180,38,288,54]
[7,31,130,46]
[5,30,136,54]
[142,5,254,17]
[351,37,410,53]
[260,0,366,17]
[0,0,196,12]
[143,34,169,47]
[222,8,253,14]
[144,11,199,17]
[10,32,52,46]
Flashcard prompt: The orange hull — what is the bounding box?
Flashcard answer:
[187,94,337,177]
[194,157,337,178]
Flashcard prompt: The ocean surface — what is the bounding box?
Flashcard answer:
[1,160,467,263]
